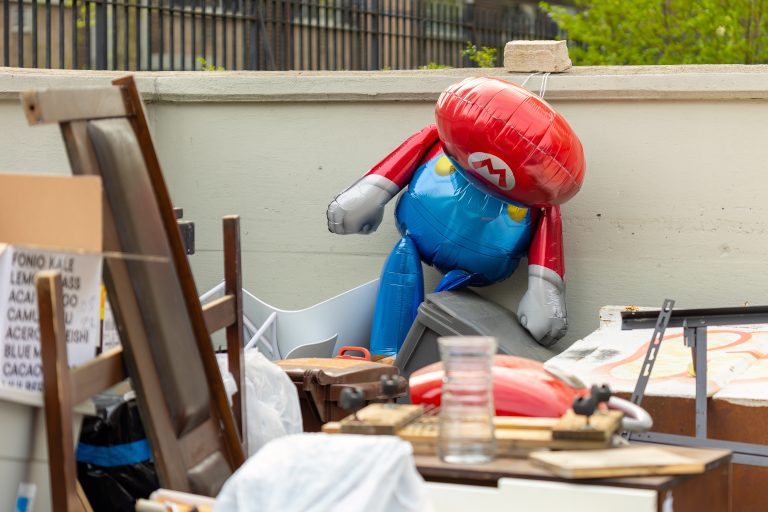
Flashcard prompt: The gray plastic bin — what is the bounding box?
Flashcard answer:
[394,289,554,382]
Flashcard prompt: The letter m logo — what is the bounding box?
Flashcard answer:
[467,152,515,191]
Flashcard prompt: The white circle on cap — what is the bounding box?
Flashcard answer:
[467,152,515,191]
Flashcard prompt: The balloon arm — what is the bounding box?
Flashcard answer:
[519,207,567,346]
[364,124,441,189]
[326,174,400,235]
[527,205,564,279]
[327,125,440,235]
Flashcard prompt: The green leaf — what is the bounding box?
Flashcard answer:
[538,0,768,64]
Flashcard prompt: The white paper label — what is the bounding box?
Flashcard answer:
[0,245,102,392]
[101,293,121,352]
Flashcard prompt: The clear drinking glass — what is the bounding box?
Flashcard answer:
[437,336,496,464]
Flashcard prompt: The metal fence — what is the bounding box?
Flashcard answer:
[1,0,559,71]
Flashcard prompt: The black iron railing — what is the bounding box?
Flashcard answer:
[1,0,559,71]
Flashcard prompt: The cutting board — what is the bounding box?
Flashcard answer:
[530,446,712,479]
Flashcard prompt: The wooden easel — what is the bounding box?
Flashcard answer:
[26,76,247,510]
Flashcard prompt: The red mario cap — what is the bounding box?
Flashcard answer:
[435,77,585,207]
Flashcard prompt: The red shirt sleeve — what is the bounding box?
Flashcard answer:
[365,124,441,189]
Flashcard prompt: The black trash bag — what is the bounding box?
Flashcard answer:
[76,393,159,512]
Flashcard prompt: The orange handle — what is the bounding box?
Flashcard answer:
[336,346,372,361]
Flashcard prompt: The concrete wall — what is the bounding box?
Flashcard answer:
[3,66,768,350]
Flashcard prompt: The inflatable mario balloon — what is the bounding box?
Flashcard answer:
[327,77,585,356]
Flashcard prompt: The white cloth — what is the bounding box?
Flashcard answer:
[214,433,430,512]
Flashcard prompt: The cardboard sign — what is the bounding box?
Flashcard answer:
[0,174,102,253]
[0,174,103,392]
[0,245,102,391]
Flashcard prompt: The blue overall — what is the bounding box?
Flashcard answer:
[370,152,534,355]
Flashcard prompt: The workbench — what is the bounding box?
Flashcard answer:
[416,446,731,512]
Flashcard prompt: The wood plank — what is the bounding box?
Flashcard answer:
[551,410,623,442]
[61,121,102,177]
[340,404,425,435]
[180,419,221,468]
[202,295,236,334]
[103,255,191,491]
[20,88,129,125]
[494,416,559,430]
[321,422,342,434]
[223,215,246,449]
[397,416,610,456]
[327,414,558,433]
[37,272,85,512]
[529,446,724,479]
[70,347,126,405]
[414,446,731,491]
[326,410,610,454]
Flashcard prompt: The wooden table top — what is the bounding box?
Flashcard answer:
[415,444,731,491]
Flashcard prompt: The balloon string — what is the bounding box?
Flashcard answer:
[539,72,551,98]
[520,72,541,88]
[519,71,552,99]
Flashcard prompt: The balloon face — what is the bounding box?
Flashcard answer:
[436,76,586,207]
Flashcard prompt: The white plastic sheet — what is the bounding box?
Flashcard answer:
[216,350,302,456]
[215,433,429,512]
[215,354,238,407]
[243,350,303,456]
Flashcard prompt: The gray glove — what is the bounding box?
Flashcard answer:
[327,175,400,235]
[518,265,567,347]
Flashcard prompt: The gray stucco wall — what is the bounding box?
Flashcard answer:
[3,66,768,350]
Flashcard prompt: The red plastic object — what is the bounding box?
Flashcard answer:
[409,355,584,418]
[336,346,372,361]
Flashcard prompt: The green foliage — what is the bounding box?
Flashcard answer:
[418,62,452,69]
[462,42,498,67]
[197,57,225,71]
[541,0,768,65]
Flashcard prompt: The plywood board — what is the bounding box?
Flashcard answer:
[552,410,623,442]
[530,446,708,479]
[398,416,610,456]
[340,404,424,435]
[327,410,612,455]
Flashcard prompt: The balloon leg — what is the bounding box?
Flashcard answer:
[370,236,424,356]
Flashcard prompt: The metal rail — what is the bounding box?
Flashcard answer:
[624,300,768,467]
[1,0,559,71]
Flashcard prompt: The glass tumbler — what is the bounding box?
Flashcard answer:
[437,336,496,464]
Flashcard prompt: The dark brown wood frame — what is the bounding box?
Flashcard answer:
[27,76,247,510]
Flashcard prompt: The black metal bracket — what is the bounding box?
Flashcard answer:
[174,207,195,256]
[629,299,674,406]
